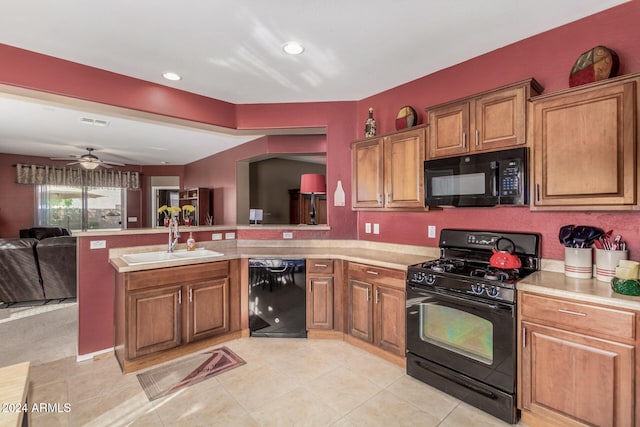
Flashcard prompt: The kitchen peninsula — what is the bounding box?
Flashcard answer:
[85,226,436,371]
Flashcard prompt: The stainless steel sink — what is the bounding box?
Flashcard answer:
[121,249,224,265]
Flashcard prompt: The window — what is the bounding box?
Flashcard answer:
[37,185,125,231]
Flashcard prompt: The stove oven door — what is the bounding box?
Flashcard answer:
[406,284,516,393]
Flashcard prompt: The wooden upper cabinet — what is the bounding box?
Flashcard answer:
[385,127,426,208]
[531,77,637,209]
[352,137,384,208]
[427,79,543,159]
[352,126,426,210]
[428,102,470,158]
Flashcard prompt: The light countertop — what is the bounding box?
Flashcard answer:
[518,270,640,311]
[109,239,440,273]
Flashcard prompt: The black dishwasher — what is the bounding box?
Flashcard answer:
[249,258,307,338]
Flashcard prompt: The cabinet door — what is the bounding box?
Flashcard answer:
[385,128,425,208]
[307,276,334,330]
[186,278,229,342]
[352,138,384,208]
[127,285,182,359]
[521,321,634,427]
[428,102,470,158]
[374,285,405,356]
[348,280,373,342]
[532,81,636,207]
[475,85,526,151]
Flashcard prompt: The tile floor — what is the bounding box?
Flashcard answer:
[0,303,528,426]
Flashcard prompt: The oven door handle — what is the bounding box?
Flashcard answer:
[414,359,497,399]
[428,287,512,312]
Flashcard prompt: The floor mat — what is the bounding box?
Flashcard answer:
[137,346,246,401]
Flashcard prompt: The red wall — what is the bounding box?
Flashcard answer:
[355,0,640,261]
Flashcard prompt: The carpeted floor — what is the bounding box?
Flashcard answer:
[0,300,77,367]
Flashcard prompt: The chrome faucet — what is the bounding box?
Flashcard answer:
[168,217,180,252]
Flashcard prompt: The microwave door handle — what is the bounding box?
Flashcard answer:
[491,165,499,197]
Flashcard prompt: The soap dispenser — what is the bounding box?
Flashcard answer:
[187,232,196,251]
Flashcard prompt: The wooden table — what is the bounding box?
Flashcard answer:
[0,362,30,427]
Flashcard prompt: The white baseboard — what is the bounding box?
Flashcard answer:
[76,347,113,362]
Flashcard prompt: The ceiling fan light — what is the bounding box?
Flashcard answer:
[80,160,99,170]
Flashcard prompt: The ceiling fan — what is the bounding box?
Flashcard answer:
[51,147,125,170]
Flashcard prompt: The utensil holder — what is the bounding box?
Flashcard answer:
[595,249,628,282]
[565,247,593,279]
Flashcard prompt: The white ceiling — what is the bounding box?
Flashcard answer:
[0,0,628,166]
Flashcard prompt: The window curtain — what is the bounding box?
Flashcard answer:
[16,163,141,190]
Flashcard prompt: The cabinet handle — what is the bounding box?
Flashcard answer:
[178,289,182,305]
[366,288,370,301]
[558,309,587,317]
[475,129,479,146]
[375,289,379,304]
[522,327,526,348]
[462,132,467,148]
[366,270,379,275]
[314,264,327,268]
[377,194,383,207]
[535,184,540,202]
[310,282,313,293]
[189,288,193,303]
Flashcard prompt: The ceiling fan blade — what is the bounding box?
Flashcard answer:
[102,160,125,166]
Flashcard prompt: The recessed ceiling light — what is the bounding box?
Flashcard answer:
[162,72,182,81]
[282,41,304,55]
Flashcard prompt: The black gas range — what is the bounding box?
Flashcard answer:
[406,229,540,424]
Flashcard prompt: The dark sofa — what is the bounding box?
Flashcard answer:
[0,227,76,305]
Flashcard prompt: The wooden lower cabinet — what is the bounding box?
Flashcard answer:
[347,263,405,357]
[127,284,182,359]
[519,292,636,426]
[306,259,335,330]
[187,278,229,342]
[115,261,232,371]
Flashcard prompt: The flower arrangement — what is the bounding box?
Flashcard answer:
[157,205,169,219]
[168,206,181,217]
[182,204,196,225]
[182,204,196,217]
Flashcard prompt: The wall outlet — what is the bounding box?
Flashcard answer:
[90,240,106,249]
[211,233,223,241]
[428,225,437,239]
[225,232,236,240]
[373,223,380,234]
[283,232,293,239]
[365,223,372,234]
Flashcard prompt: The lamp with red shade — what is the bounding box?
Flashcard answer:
[300,174,326,225]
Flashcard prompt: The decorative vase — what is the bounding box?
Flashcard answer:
[364,107,376,138]
[184,217,191,227]
[164,217,170,227]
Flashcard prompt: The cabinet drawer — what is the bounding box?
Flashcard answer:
[126,261,229,291]
[521,293,635,340]
[307,259,334,274]
[348,262,405,289]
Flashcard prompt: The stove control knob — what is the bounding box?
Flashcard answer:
[471,283,485,295]
[426,274,436,285]
[486,286,500,298]
[412,271,426,283]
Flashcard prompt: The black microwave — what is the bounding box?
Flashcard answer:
[424,147,527,207]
